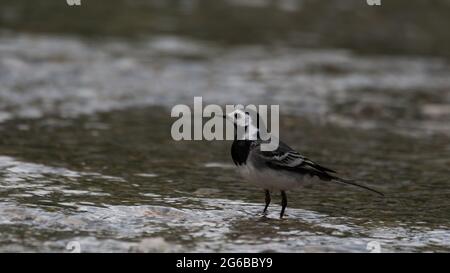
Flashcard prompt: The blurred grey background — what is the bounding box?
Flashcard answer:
[1,0,449,57]
[0,0,449,253]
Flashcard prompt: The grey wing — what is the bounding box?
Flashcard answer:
[255,141,337,181]
[252,141,384,196]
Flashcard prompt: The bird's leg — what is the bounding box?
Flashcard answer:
[280,190,287,219]
[263,189,271,214]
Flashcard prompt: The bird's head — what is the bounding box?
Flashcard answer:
[223,108,262,140]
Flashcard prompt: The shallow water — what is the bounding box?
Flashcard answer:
[0,105,449,252]
[0,32,449,252]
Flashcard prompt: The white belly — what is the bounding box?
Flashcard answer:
[237,162,316,191]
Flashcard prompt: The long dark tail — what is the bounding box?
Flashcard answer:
[332,176,384,197]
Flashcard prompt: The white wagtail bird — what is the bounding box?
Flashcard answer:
[222,109,384,219]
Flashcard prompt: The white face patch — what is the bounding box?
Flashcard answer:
[227,109,250,127]
[227,109,258,140]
